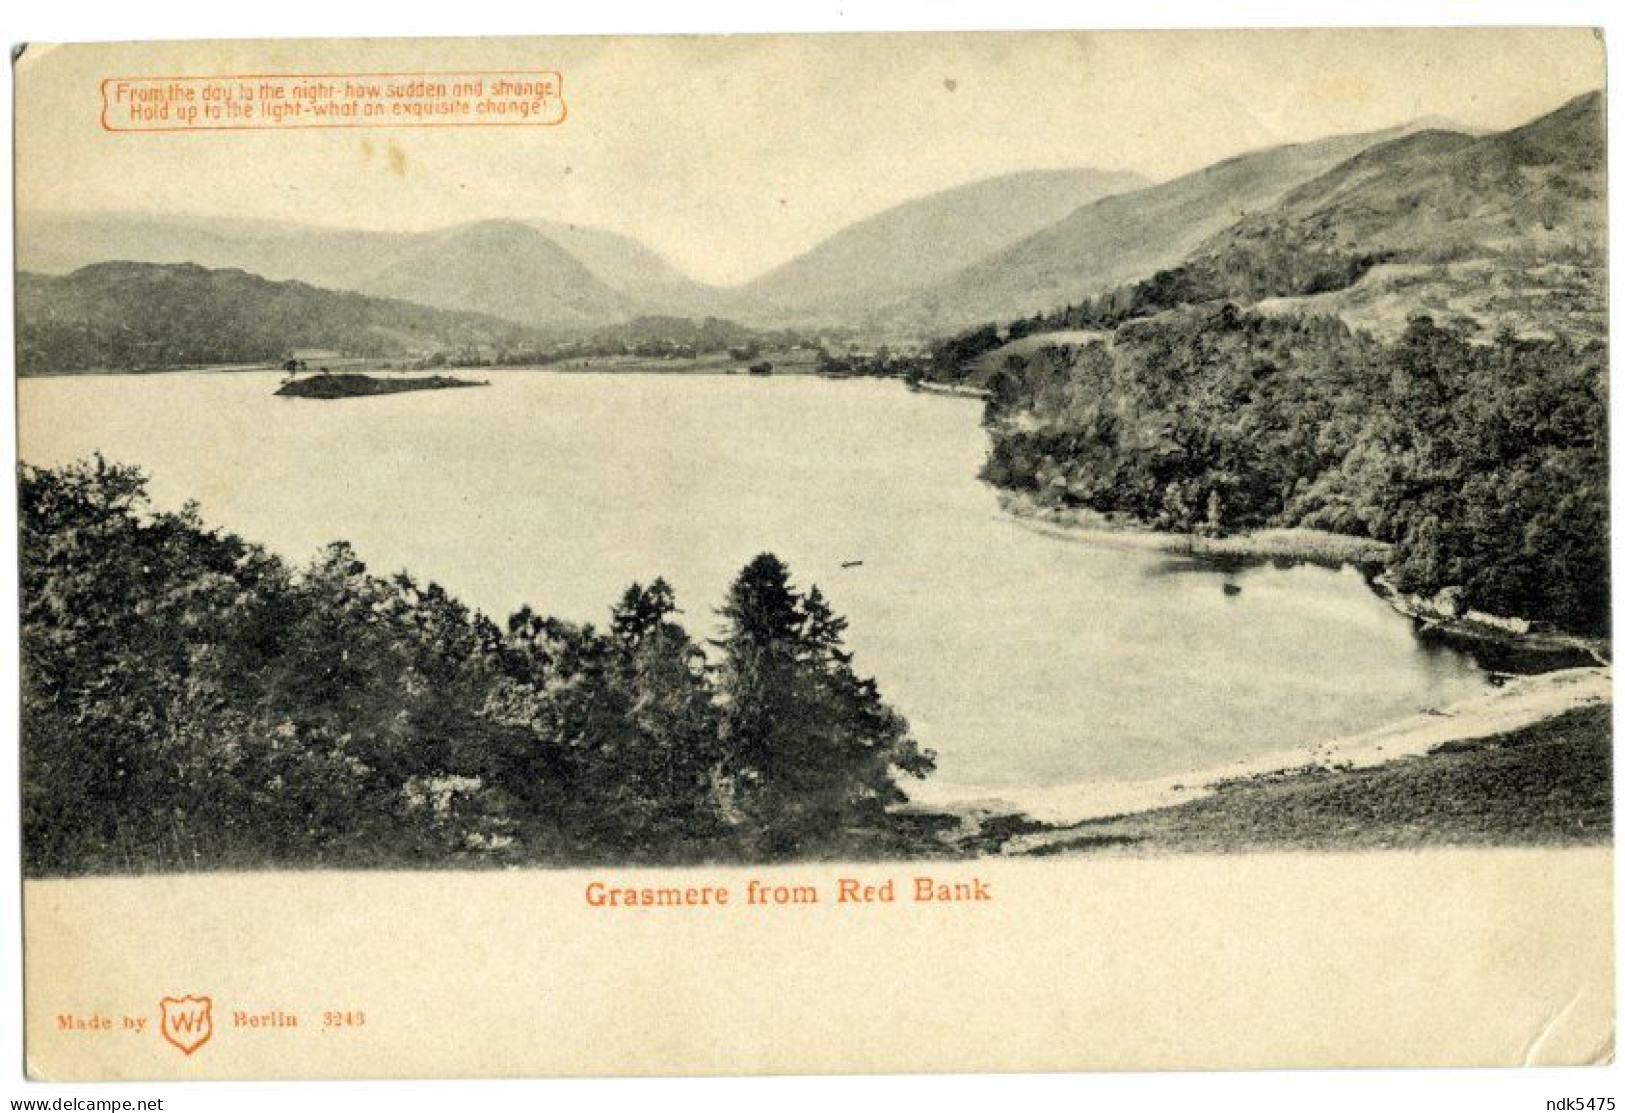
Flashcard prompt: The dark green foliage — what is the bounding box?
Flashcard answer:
[274,373,483,399]
[950,92,1608,637]
[713,556,936,859]
[981,238,1390,339]
[20,460,935,875]
[980,306,1608,634]
[928,324,1004,377]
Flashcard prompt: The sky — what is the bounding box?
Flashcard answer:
[14,28,1606,285]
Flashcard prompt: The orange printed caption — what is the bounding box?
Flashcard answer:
[585,874,994,908]
[56,995,366,1059]
[100,71,566,132]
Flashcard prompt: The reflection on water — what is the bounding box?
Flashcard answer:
[19,370,1491,791]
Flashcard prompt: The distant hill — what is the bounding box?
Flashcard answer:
[533,219,734,319]
[16,262,546,375]
[18,170,1148,332]
[1230,93,1602,258]
[1018,93,1607,343]
[734,168,1148,323]
[1210,91,1606,339]
[345,220,634,330]
[17,212,411,291]
[17,214,715,332]
[884,122,1442,332]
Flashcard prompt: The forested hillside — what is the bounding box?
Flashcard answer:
[19,213,721,331]
[931,93,1609,636]
[17,262,547,374]
[977,308,1607,634]
[20,458,938,875]
[1010,93,1604,343]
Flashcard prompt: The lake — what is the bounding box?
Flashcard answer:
[18,370,1489,806]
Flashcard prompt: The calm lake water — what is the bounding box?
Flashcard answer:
[19,371,1489,797]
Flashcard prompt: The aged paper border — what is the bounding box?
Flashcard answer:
[9,24,1620,1085]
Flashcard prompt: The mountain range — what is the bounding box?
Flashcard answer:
[882,121,1453,331]
[16,91,1603,360]
[18,213,698,332]
[733,168,1148,323]
[19,169,1152,333]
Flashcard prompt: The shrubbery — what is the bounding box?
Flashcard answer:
[977,306,1609,634]
[20,458,935,875]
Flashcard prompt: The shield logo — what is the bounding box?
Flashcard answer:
[158,995,214,1056]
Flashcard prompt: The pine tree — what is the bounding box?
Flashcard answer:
[715,554,934,858]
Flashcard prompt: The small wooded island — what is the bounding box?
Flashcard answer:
[276,372,487,400]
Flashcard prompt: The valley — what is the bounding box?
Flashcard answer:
[13,87,1611,867]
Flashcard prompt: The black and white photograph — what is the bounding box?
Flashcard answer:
[6,21,1617,1087]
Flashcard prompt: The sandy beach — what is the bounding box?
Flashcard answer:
[905,663,1611,830]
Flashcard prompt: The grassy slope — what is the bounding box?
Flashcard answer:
[738,168,1149,322]
[1209,92,1606,341]
[1019,703,1612,855]
[889,124,1426,332]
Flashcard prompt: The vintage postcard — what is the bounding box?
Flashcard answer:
[11,28,1613,1079]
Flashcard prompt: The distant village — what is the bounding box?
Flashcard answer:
[283,318,937,380]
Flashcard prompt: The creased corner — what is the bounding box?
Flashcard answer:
[25,1050,58,1082]
[1521,992,1611,1067]
[11,40,60,78]
[1581,1028,1616,1067]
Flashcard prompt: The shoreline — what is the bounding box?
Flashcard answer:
[999,489,1609,667]
[17,358,839,379]
[1025,701,1612,856]
[908,380,991,400]
[998,489,1394,566]
[902,663,1612,832]
[945,488,1614,838]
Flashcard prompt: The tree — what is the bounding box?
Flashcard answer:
[714,554,934,858]
[20,466,942,874]
[610,579,726,850]
[610,578,680,649]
